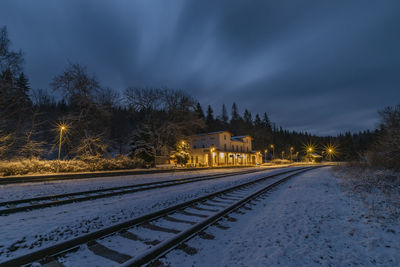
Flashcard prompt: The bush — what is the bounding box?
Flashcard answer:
[0,156,141,176]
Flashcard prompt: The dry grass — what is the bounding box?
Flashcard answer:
[0,156,142,176]
[334,163,400,222]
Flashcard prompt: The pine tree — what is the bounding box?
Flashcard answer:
[263,112,272,132]
[195,102,205,120]
[221,104,229,124]
[231,102,240,122]
[206,105,214,131]
[130,125,156,166]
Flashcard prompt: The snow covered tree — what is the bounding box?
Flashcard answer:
[130,125,156,167]
[174,140,190,166]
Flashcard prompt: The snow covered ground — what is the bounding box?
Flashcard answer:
[0,167,265,202]
[0,166,296,261]
[161,167,400,266]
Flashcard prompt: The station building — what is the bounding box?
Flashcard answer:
[186,131,262,166]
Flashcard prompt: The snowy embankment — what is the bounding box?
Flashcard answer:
[0,167,293,261]
[0,167,260,202]
[161,167,399,266]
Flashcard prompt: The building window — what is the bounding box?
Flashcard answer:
[196,156,198,163]
[236,145,238,151]
[193,145,197,149]
[224,135,226,140]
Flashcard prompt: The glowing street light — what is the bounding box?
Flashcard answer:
[290,146,294,161]
[58,124,67,161]
[264,149,268,162]
[323,143,337,161]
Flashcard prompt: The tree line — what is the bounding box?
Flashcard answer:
[0,25,386,165]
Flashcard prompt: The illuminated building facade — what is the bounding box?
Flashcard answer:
[187,131,262,166]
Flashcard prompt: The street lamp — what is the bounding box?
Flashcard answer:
[290,146,294,161]
[58,124,67,161]
[264,149,268,162]
[281,151,285,160]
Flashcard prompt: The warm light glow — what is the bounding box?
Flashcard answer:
[270,144,274,149]
[323,143,337,159]
[290,146,294,151]
[302,141,317,155]
[220,153,224,158]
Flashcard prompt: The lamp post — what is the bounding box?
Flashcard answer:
[290,146,294,161]
[307,147,313,162]
[281,151,284,160]
[270,144,275,159]
[264,149,268,162]
[58,125,66,161]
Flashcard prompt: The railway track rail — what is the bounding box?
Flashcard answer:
[0,168,269,216]
[0,166,318,267]
[0,166,259,185]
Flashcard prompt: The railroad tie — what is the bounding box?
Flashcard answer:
[163,215,197,225]
[119,230,161,246]
[201,202,226,208]
[191,205,219,212]
[87,240,132,264]
[141,222,181,234]
[179,210,209,218]
[208,198,232,204]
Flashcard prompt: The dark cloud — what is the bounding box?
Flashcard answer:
[1,0,399,135]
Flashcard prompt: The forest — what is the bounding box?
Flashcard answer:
[0,25,390,171]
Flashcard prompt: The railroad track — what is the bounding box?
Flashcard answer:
[0,168,270,216]
[0,166,317,267]
[0,166,259,185]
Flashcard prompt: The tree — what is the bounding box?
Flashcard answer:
[231,102,240,122]
[51,63,109,158]
[174,140,190,166]
[130,125,156,167]
[195,102,205,120]
[0,26,24,74]
[206,105,214,129]
[367,104,400,170]
[220,104,229,125]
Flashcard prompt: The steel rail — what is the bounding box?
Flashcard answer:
[0,168,267,216]
[0,166,258,185]
[0,166,315,267]
[125,167,314,266]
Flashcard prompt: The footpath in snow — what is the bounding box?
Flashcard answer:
[162,167,400,266]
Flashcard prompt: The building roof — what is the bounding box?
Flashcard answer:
[195,131,233,136]
[231,135,253,141]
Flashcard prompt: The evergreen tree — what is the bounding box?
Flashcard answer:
[206,105,214,131]
[195,102,205,120]
[231,102,240,122]
[221,104,229,124]
[130,125,156,167]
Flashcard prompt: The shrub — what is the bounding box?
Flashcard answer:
[0,156,141,176]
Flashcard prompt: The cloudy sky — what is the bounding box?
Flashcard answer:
[1,0,399,135]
